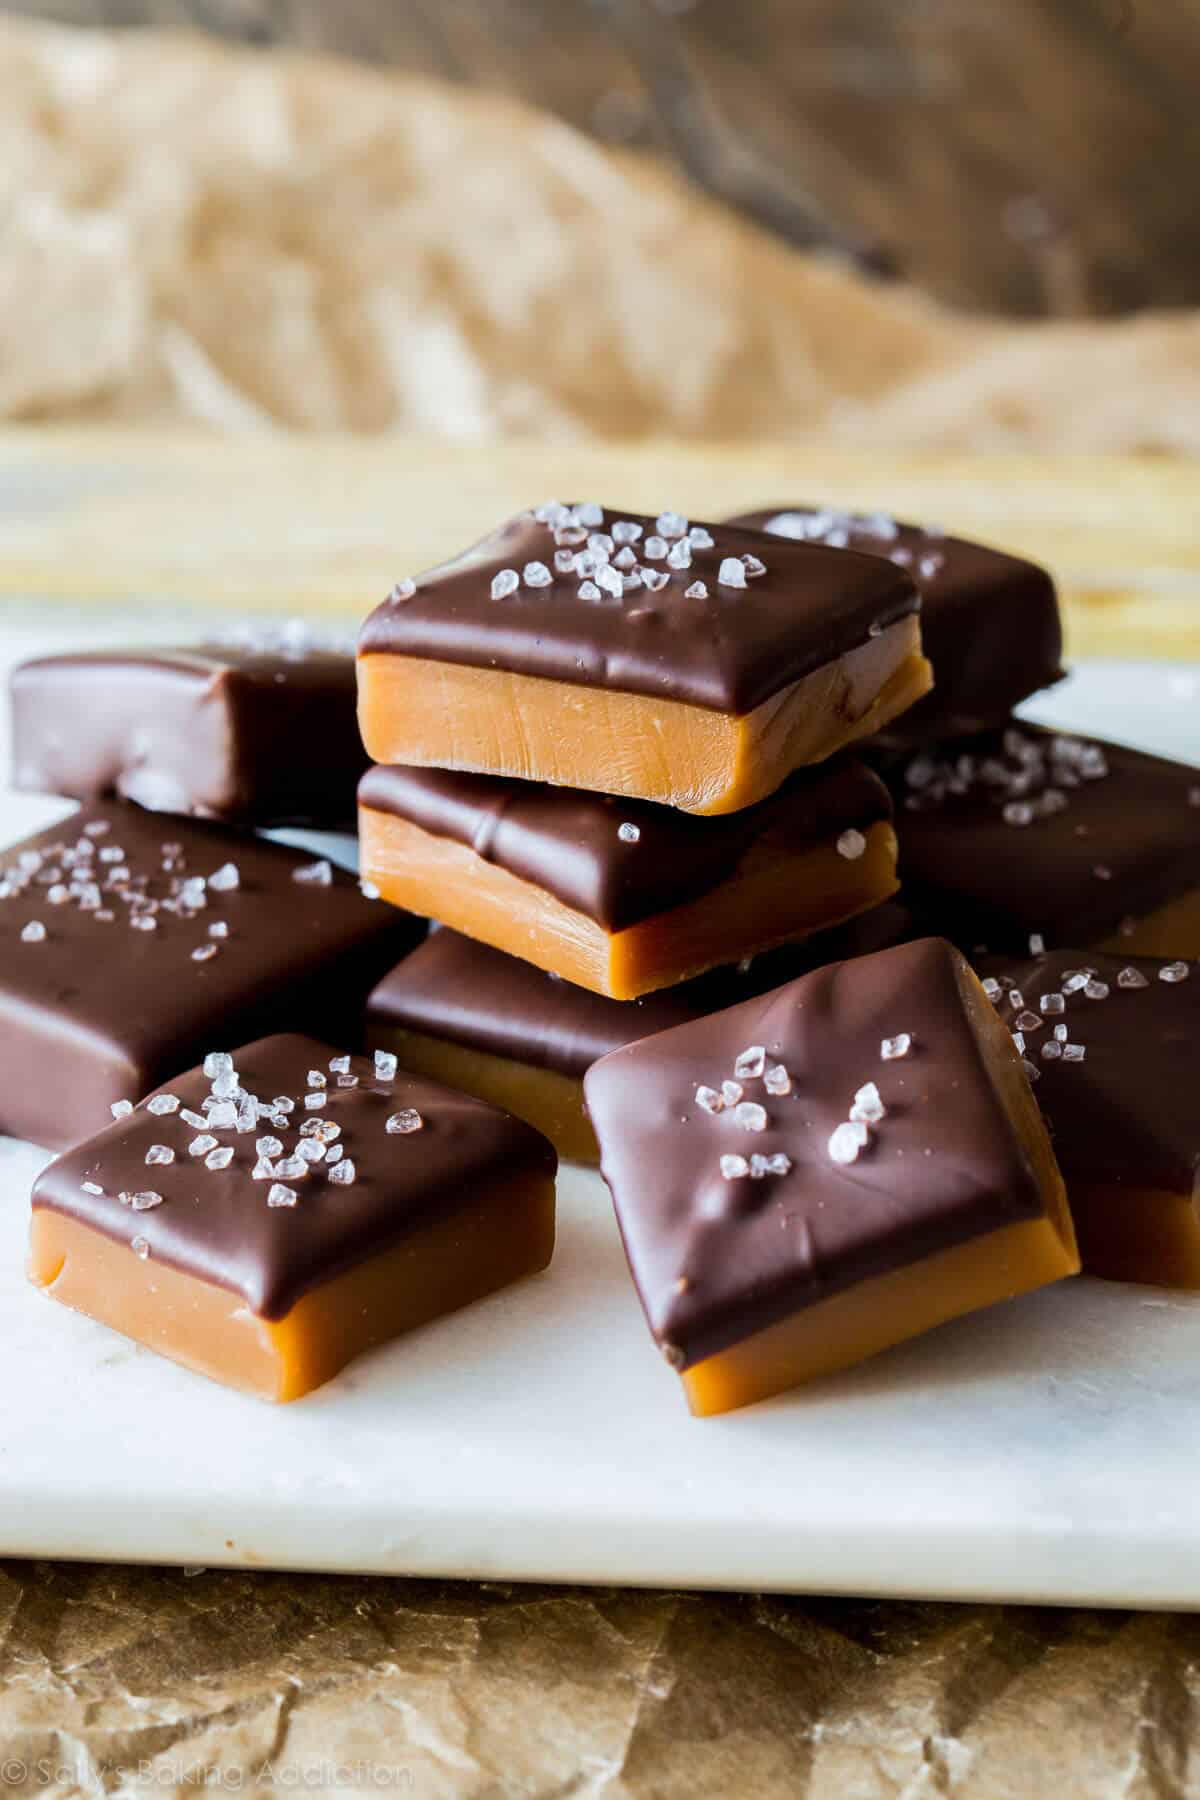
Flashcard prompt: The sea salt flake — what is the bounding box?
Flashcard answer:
[491,568,519,601]
[208,862,240,892]
[836,829,866,861]
[387,1109,424,1135]
[1160,962,1190,984]
[292,859,332,887]
[828,1122,864,1165]
[684,581,708,599]
[206,1101,237,1128]
[297,1139,327,1165]
[267,1184,298,1209]
[734,1101,768,1132]
[274,1156,309,1180]
[718,557,747,589]
[850,1081,886,1124]
[881,1034,912,1060]
[734,1046,766,1080]
[189,1134,219,1156]
[695,1086,724,1114]
[1117,966,1149,989]
[256,1135,284,1159]
[720,1154,750,1180]
[375,1051,398,1080]
[145,1145,175,1167]
[20,921,46,943]
[110,1099,133,1119]
[205,1146,234,1170]
[210,1069,239,1100]
[764,1064,791,1096]
[180,1108,207,1130]
[329,1158,356,1186]
[252,1157,276,1180]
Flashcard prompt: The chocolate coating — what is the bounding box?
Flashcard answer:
[358,506,918,714]
[32,1033,556,1319]
[728,505,1063,738]
[358,757,891,931]
[585,937,1047,1370]
[11,644,367,828]
[886,725,1200,952]
[368,905,920,1082]
[0,803,421,1150]
[981,949,1199,1197]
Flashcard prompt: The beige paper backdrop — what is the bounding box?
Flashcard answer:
[2,17,1199,454]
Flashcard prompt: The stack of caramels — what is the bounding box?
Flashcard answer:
[358,503,929,1158]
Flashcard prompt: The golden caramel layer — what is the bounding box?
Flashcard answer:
[376,1027,597,1164]
[682,956,1077,1415]
[1066,1181,1200,1289]
[1097,886,1200,960]
[358,620,931,815]
[29,1174,556,1401]
[359,811,899,1000]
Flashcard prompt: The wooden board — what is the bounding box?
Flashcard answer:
[0,429,1197,659]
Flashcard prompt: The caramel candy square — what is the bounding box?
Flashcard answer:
[366,905,920,1163]
[887,725,1200,958]
[357,504,929,814]
[28,1034,556,1400]
[12,640,367,828]
[982,949,1199,1287]
[584,937,1076,1414]
[0,802,420,1149]
[358,757,898,999]
[729,505,1063,741]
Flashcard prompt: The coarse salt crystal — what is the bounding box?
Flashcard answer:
[303,1092,327,1110]
[179,1108,207,1130]
[189,1134,218,1156]
[388,577,416,601]
[741,554,767,578]
[292,859,332,887]
[734,1101,768,1132]
[267,1184,298,1208]
[684,581,708,600]
[1054,1023,1068,1041]
[881,1034,912,1060]
[20,921,46,943]
[751,1153,792,1178]
[145,1144,175,1167]
[571,502,604,528]
[981,978,1002,1001]
[205,1146,234,1170]
[130,1190,164,1212]
[828,1122,865,1165]
[491,568,519,601]
[850,1081,886,1124]
[1041,992,1065,1013]
[656,511,688,539]
[523,561,552,589]
[764,1064,791,1097]
[578,581,601,600]
[191,944,218,963]
[1062,1043,1086,1062]
[1041,1040,1062,1061]
[718,557,747,589]
[612,520,643,545]
[387,1109,424,1134]
[1012,1031,1026,1054]
[618,822,640,844]
[720,1154,749,1180]
[256,1135,284,1159]
[359,880,380,900]
[1160,962,1190,983]
[329,1158,356,1186]
[208,862,239,892]
[1117,966,1149,989]
[1084,979,1109,1000]
[1003,802,1034,827]
[642,535,668,561]
[734,1046,766,1079]
[375,1050,398,1080]
[1029,933,1045,955]
[307,1070,327,1088]
[1015,1011,1043,1032]
[206,1101,237,1128]
[111,1099,133,1119]
[640,568,669,593]
[836,829,866,860]
[251,1157,276,1180]
[721,1080,744,1106]
[695,1086,724,1114]
[1022,1059,1040,1084]
[131,1236,151,1260]
[667,539,692,570]
[329,1055,351,1075]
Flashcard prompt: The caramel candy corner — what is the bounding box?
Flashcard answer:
[29,1034,556,1401]
[585,937,1077,1416]
[357,505,929,813]
[980,948,1199,1288]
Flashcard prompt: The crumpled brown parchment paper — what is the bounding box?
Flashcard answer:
[1,16,1199,456]
[2,1562,1200,1797]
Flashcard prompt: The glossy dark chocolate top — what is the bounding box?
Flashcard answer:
[368,905,920,1081]
[11,639,366,827]
[585,937,1049,1370]
[33,1033,556,1318]
[981,949,1198,1196]
[0,802,420,1151]
[729,506,1063,738]
[886,725,1200,951]
[357,503,918,714]
[358,757,891,930]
